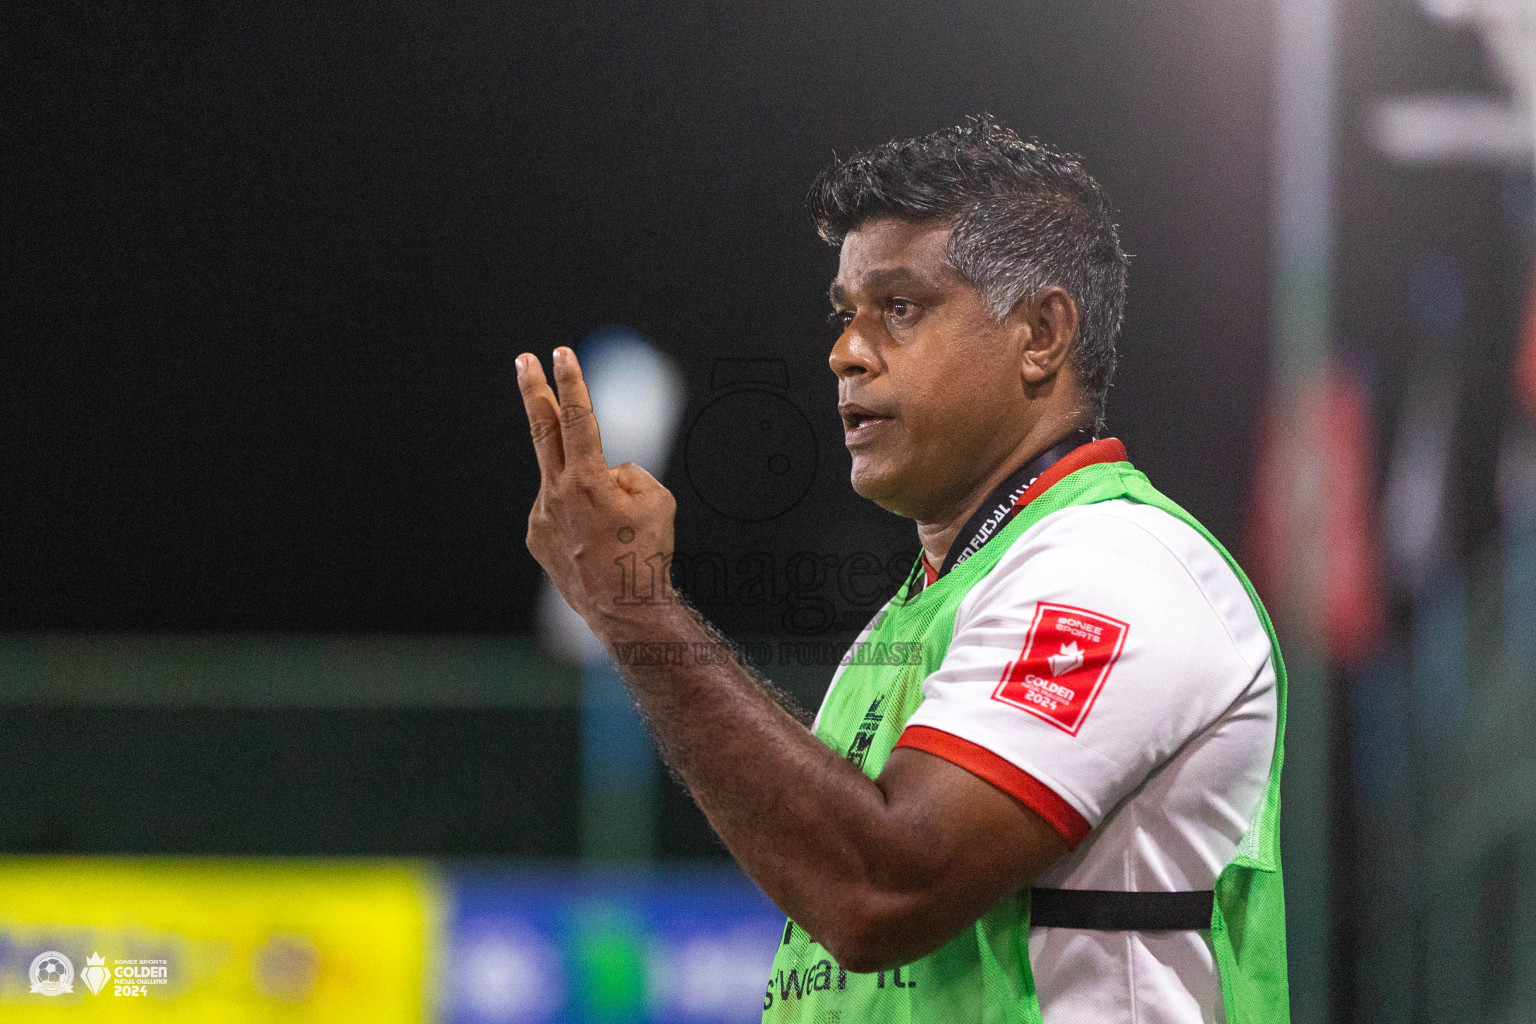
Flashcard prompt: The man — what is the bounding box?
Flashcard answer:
[517,118,1289,1023]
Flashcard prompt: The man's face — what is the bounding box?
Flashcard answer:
[829,218,1035,521]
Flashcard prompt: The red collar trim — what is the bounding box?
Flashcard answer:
[1011,437,1128,512]
[920,552,939,587]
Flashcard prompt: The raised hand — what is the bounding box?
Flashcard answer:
[517,346,678,630]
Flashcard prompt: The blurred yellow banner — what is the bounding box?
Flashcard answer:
[0,858,433,1022]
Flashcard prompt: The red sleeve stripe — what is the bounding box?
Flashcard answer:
[895,725,1092,848]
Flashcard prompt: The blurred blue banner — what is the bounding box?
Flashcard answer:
[441,864,782,1024]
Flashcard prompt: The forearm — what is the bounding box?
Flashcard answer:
[591,599,923,954]
[514,349,1064,973]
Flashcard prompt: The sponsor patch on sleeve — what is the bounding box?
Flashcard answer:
[991,602,1128,735]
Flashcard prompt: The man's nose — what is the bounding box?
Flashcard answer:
[829,323,879,378]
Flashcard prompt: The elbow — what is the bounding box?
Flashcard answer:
[813,894,927,975]
[818,927,880,975]
[826,943,900,977]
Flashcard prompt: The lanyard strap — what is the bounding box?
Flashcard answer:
[908,429,1095,596]
[941,429,1095,578]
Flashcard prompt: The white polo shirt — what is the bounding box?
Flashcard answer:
[824,498,1277,1024]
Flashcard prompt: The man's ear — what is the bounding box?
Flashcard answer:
[1016,286,1079,385]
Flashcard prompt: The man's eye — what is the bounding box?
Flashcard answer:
[887,300,915,320]
[828,310,854,329]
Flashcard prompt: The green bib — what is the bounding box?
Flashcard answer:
[761,458,1290,1024]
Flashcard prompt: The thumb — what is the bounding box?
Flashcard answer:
[610,461,663,496]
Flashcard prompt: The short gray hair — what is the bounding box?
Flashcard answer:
[808,116,1129,430]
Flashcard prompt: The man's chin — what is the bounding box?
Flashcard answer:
[848,458,913,517]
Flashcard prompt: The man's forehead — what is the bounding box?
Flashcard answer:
[831,219,955,299]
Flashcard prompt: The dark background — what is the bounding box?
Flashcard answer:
[4,0,1272,637]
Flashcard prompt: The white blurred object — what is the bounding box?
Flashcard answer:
[1374,0,1536,172]
[645,927,780,1017]
[578,326,686,475]
[1372,95,1532,164]
[536,327,685,665]
[450,925,566,1020]
[1417,0,1536,104]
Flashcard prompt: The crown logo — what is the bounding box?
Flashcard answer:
[81,952,110,996]
[1048,641,1084,677]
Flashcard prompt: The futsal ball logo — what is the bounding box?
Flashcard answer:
[29,951,73,996]
[684,358,818,522]
[81,953,110,995]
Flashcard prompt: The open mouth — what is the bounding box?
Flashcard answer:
[843,412,887,430]
[839,404,894,441]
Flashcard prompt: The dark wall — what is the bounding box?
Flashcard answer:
[5,0,1274,636]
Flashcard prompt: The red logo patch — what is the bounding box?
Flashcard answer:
[991,603,1129,735]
